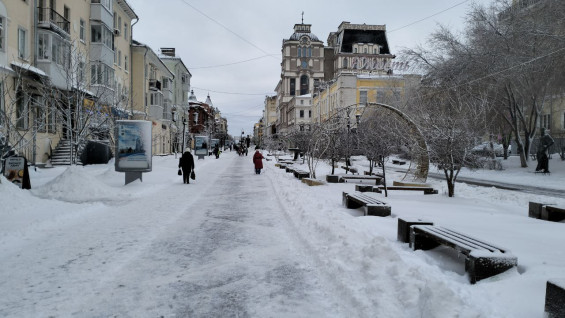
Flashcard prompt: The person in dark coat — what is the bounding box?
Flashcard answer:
[214,144,220,159]
[178,149,195,184]
[253,149,265,174]
[535,128,554,173]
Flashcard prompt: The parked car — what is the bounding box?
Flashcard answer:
[471,142,510,157]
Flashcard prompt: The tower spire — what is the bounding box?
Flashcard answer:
[301,11,304,24]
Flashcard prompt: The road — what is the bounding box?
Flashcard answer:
[0,153,344,317]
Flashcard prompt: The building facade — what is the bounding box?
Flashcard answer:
[131,40,174,155]
[274,22,325,134]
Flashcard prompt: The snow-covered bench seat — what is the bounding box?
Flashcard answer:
[375,185,438,195]
[410,225,517,284]
[341,165,359,174]
[542,205,565,222]
[545,279,565,318]
[342,191,391,217]
[339,174,382,185]
[293,170,310,180]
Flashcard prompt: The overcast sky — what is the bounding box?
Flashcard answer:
[128,0,493,137]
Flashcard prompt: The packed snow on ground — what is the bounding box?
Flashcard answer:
[0,151,564,317]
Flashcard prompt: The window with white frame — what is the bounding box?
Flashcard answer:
[90,63,114,87]
[80,19,85,41]
[18,28,27,59]
[92,0,112,12]
[38,33,50,60]
[91,23,112,48]
[118,16,121,34]
[118,50,121,67]
[299,110,304,118]
[0,17,5,51]
[124,55,128,71]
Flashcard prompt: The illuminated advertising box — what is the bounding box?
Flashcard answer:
[115,120,152,172]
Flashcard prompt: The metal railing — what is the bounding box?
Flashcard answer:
[37,7,70,35]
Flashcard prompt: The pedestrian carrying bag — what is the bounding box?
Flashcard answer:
[190,170,195,180]
[178,169,182,176]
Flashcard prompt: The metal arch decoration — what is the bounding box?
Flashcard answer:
[340,102,429,183]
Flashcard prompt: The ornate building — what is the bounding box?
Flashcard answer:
[274,22,325,134]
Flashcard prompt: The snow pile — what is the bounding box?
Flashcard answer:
[31,165,128,203]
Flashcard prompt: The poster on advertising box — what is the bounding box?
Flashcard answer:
[3,156,31,189]
[115,120,152,172]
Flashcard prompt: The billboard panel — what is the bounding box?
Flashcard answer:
[115,120,152,172]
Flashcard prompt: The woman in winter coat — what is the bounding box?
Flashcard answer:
[179,149,195,184]
[252,149,265,174]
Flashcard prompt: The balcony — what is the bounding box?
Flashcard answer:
[149,79,161,91]
[37,7,70,37]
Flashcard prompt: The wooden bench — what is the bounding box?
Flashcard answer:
[545,280,565,318]
[542,205,565,222]
[342,191,391,216]
[375,185,438,195]
[339,174,383,185]
[397,218,433,243]
[326,175,340,183]
[410,225,517,284]
[293,170,310,180]
[392,159,406,165]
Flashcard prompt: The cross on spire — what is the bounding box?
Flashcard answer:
[301,11,304,24]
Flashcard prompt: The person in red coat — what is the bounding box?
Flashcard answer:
[252,149,265,174]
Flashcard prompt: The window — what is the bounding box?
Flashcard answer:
[91,63,114,87]
[18,28,27,59]
[118,50,121,67]
[299,110,304,118]
[359,91,368,104]
[78,61,85,83]
[47,101,56,133]
[124,23,128,39]
[16,90,28,130]
[91,23,112,48]
[354,47,358,53]
[300,75,308,95]
[92,0,112,11]
[309,110,311,118]
[33,96,46,133]
[124,55,128,71]
[290,78,295,96]
[541,114,551,130]
[343,58,348,68]
[38,33,50,60]
[300,100,304,105]
[0,81,4,126]
[80,19,85,41]
[113,12,117,29]
[308,47,312,57]
[118,16,121,34]
[297,47,301,57]
[0,17,5,51]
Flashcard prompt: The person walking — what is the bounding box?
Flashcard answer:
[535,127,554,173]
[179,149,195,184]
[253,148,265,174]
[214,144,220,159]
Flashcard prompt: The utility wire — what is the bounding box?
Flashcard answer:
[189,54,276,69]
[178,0,278,59]
[388,0,471,33]
[192,86,273,96]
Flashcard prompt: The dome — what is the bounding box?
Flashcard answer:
[188,90,197,102]
[289,32,319,42]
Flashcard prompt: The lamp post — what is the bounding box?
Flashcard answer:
[182,117,187,152]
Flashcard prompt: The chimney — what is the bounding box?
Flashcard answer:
[161,48,176,57]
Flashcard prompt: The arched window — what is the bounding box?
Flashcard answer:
[300,75,308,95]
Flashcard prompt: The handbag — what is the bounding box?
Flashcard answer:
[178,168,182,176]
[190,170,195,180]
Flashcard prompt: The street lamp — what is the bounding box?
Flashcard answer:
[182,117,187,152]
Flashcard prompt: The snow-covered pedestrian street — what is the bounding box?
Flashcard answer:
[1,150,565,317]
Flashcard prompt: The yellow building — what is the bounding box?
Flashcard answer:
[312,72,407,125]
[0,0,137,165]
[131,40,174,155]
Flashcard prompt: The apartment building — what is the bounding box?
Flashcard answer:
[131,40,174,155]
[0,0,138,166]
[159,47,191,152]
